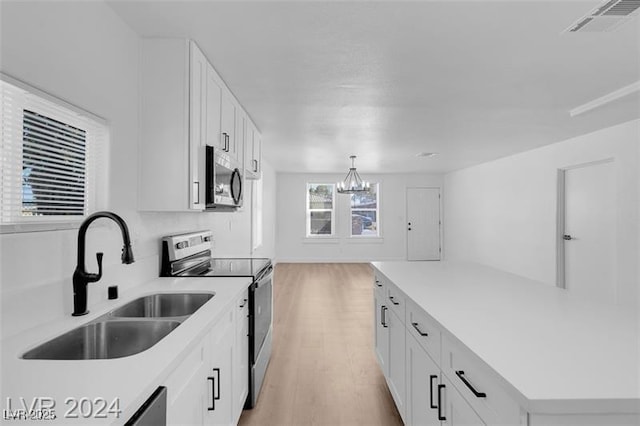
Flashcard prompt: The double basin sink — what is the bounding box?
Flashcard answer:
[22,293,214,360]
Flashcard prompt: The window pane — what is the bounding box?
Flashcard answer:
[351,187,377,209]
[310,211,332,235]
[22,110,87,216]
[308,184,333,209]
[352,210,377,236]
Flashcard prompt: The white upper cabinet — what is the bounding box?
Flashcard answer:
[189,41,208,210]
[205,62,223,152]
[236,108,247,169]
[139,38,260,211]
[244,119,262,180]
[220,91,237,160]
[139,38,203,211]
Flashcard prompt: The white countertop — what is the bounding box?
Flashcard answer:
[371,260,640,415]
[0,276,251,425]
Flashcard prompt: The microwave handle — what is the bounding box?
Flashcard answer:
[230,168,242,205]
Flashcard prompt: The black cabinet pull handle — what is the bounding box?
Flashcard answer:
[389,295,400,305]
[213,368,221,401]
[239,298,247,308]
[207,376,216,411]
[222,133,229,152]
[375,279,382,287]
[455,370,486,398]
[194,181,199,205]
[412,322,428,337]
[437,384,446,420]
[253,159,258,173]
[429,375,438,409]
[381,305,388,328]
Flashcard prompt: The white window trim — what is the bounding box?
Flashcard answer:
[0,73,108,234]
[350,182,381,238]
[306,183,336,238]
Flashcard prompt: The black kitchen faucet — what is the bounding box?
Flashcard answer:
[72,211,134,316]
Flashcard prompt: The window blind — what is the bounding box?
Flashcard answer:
[0,77,106,227]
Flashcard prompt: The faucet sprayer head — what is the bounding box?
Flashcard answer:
[121,244,135,264]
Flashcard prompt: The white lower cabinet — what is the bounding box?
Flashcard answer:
[374,283,389,375]
[406,333,484,426]
[232,289,249,422]
[374,273,407,422]
[165,332,210,425]
[164,290,250,426]
[387,307,406,420]
[206,308,235,425]
[407,333,441,426]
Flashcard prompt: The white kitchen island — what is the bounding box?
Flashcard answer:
[371,260,639,426]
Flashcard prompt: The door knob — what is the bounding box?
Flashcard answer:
[563,235,573,241]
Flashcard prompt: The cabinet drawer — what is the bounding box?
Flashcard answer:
[385,279,405,323]
[441,334,522,426]
[373,272,386,295]
[406,299,441,364]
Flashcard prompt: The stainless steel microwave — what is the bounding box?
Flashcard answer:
[205,146,243,209]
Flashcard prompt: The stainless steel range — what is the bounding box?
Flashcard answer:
[160,231,273,409]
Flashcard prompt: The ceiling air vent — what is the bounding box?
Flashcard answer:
[565,0,640,32]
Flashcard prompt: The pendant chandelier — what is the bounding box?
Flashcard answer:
[337,155,370,194]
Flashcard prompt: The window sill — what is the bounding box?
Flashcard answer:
[0,221,83,234]
[302,237,340,244]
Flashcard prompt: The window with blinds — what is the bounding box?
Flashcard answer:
[1,76,107,231]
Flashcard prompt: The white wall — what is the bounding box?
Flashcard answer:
[253,161,277,259]
[0,1,274,339]
[443,119,639,307]
[276,173,443,262]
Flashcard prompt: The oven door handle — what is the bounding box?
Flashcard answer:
[248,313,254,338]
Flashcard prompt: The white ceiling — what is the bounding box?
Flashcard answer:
[108,0,640,174]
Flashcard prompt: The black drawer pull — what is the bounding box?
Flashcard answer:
[375,279,382,287]
[429,375,438,409]
[437,384,446,421]
[388,295,400,305]
[455,370,486,398]
[411,322,428,337]
[239,298,247,308]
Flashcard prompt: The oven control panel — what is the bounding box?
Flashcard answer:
[162,230,212,261]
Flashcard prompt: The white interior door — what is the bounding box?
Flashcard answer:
[407,188,440,261]
[563,161,616,303]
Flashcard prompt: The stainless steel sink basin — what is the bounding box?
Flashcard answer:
[109,293,214,318]
[22,320,180,360]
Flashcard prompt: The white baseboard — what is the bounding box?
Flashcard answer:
[273,257,407,264]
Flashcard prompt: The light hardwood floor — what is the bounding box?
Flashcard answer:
[238,263,403,426]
